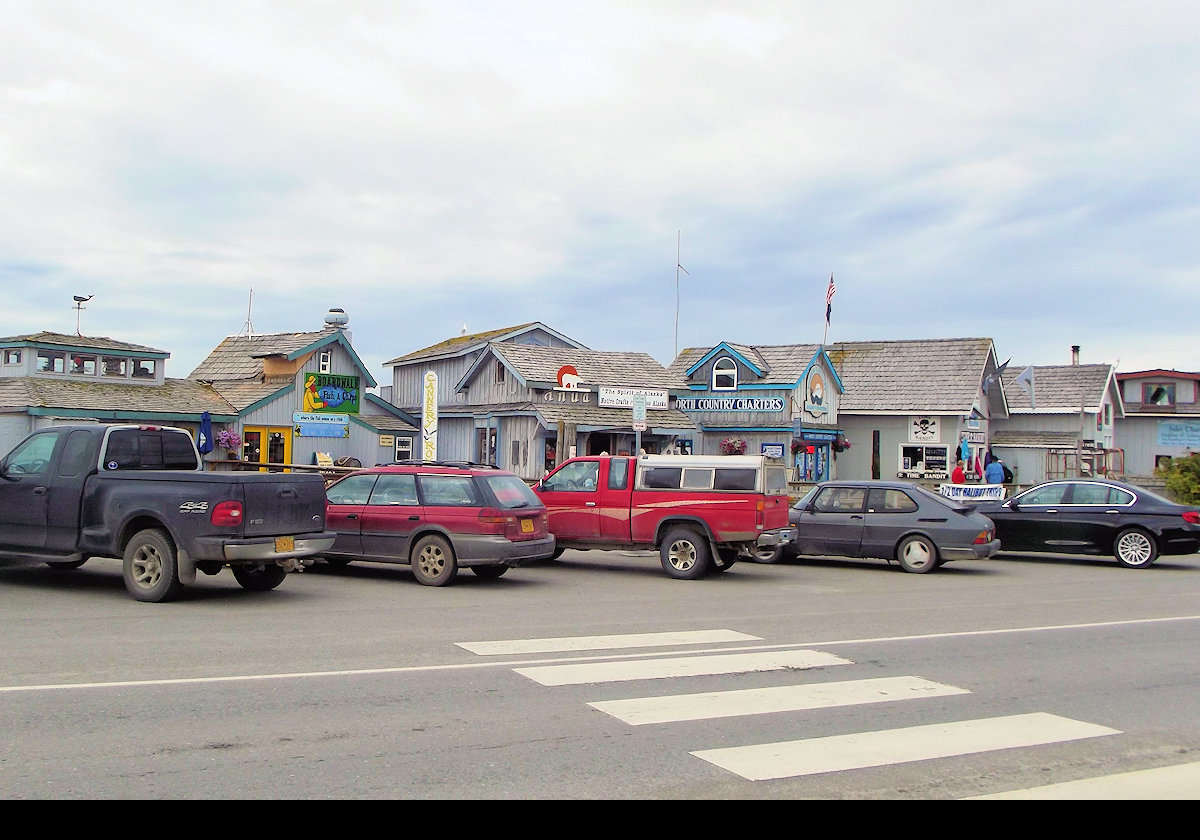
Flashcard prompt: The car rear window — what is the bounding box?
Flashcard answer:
[419,474,481,507]
[483,474,542,509]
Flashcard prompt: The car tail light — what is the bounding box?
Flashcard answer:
[973,529,992,545]
[1183,511,1200,525]
[756,498,764,528]
[211,500,244,527]
[478,508,509,523]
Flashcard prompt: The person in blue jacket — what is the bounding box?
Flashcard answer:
[984,456,1006,484]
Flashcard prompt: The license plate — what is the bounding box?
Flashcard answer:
[275,535,295,552]
[520,519,534,534]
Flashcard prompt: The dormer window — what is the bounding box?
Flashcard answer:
[132,359,156,379]
[1143,383,1174,406]
[712,357,737,391]
[103,357,128,377]
[69,354,97,375]
[36,350,66,373]
[3,349,21,365]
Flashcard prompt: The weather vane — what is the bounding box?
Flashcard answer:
[73,294,93,335]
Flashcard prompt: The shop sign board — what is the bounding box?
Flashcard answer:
[422,370,438,460]
[676,396,785,412]
[293,412,350,438]
[303,373,360,414]
[598,387,668,410]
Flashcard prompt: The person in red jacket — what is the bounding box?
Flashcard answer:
[951,459,966,484]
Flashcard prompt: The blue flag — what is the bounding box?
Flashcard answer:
[197,411,214,454]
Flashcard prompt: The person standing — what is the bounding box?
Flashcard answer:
[951,459,966,484]
[984,456,1006,484]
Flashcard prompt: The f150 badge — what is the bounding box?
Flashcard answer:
[178,501,210,514]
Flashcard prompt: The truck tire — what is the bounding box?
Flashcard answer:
[411,535,458,586]
[123,528,185,603]
[231,563,288,591]
[660,526,711,580]
[751,545,783,564]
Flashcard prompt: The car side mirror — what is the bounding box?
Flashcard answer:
[1007,499,1020,510]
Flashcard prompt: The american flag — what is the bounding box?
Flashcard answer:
[825,274,836,325]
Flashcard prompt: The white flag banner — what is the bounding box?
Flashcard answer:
[1015,365,1035,409]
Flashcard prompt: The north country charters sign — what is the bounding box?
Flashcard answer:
[676,396,786,412]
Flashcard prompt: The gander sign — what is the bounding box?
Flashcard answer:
[677,397,785,412]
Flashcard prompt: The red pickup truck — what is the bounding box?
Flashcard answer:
[534,454,796,579]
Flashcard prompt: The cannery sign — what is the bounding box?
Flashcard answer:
[422,370,438,460]
[676,396,785,412]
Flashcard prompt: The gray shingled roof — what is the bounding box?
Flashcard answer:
[189,329,340,380]
[489,344,690,390]
[991,430,1081,448]
[0,377,236,417]
[0,330,167,356]
[534,401,696,431]
[826,338,995,412]
[667,343,824,384]
[383,322,541,366]
[1001,364,1114,413]
[438,399,696,432]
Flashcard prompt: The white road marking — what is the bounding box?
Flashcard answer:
[514,650,851,686]
[692,713,1121,781]
[456,629,760,655]
[589,676,970,725]
[963,760,1200,799]
[4,614,1197,694]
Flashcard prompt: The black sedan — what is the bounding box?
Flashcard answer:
[778,480,999,573]
[973,479,1200,568]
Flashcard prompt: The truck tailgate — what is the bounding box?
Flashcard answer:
[237,473,329,537]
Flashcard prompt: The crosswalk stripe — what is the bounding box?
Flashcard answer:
[514,650,851,686]
[962,760,1200,799]
[455,629,761,656]
[692,713,1122,781]
[589,676,970,725]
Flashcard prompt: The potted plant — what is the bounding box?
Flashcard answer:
[217,428,242,458]
[832,434,852,453]
[720,437,747,455]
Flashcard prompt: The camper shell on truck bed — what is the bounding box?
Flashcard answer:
[534,453,796,579]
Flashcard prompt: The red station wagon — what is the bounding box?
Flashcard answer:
[321,461,555,586]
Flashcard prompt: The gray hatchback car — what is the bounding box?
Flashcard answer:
[781,480,999,573]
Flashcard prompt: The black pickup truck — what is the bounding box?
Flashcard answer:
[0,424,335,602]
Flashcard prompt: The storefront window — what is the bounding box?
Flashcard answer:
[898,445,949,480]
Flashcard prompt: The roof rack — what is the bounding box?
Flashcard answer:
[379,459,504,470]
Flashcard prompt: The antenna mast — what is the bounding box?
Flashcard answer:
[72,294,93,335]
[239,288,255,338]
[674,231,689,360]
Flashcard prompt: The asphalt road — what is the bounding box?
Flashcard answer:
[1,547,1198,799]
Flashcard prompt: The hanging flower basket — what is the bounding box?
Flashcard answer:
[832,434,852,453]
[791,439,805,455]
[720,437,747,455]
[217,428,242,458]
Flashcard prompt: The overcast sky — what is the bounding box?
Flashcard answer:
[4,1,1198,387]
